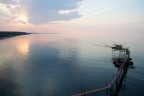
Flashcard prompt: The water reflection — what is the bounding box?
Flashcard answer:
[0,33,143,96]
[58,39,79,61]
[23,38,80,96]
[15,37,30,56]
[0,63,20,96]
[0,34,117,96]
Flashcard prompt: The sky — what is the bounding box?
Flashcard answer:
[0,0,144,33]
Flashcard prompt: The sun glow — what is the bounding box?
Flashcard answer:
[15,13,28,24]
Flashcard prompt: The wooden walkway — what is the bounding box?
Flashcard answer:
[72,50,130,96]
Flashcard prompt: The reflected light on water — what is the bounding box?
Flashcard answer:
[16,38,30,56]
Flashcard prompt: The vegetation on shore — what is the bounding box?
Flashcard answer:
[0,31,30,39]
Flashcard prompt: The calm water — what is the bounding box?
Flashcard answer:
[0,32,144,96]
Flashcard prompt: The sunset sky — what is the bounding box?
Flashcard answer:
[0,0,144,33]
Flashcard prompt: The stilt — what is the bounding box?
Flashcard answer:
[72,43,134,96]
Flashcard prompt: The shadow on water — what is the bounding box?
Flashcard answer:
[113,61,135,96]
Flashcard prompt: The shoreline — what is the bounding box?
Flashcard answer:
[0,31,30,40]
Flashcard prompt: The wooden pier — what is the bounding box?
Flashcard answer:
[72,44,134,96]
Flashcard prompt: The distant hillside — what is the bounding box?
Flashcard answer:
[0,31,30,39]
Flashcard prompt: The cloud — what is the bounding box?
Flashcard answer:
[0,0,83,24]
[0,0,23,23]
[24,0,82,24]
[0,0,20,4]
[78,0,136,16]
[95,6,115,15]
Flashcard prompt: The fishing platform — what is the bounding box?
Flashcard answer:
[72,43,134,96]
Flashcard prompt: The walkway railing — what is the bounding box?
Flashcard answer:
[72,53,130,96]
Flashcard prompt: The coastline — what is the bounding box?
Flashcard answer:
[0,31,30,40]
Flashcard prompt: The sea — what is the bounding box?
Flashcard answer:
[0,32,144,96]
